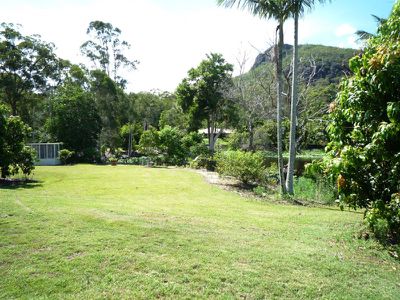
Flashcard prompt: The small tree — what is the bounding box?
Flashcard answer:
[158,126,186,165]
[0,105,36,178]
[58,149,74,165]
[176,53,236,154]
[138,128,160,159]
[326,1,400,243]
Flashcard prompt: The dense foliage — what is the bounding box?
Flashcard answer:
[0,20,352,164]
[325,2,400,242]
[137,126,207,166]
[47,83,101,161]
[176,53,237,153]
[216,150,266,185]
[0,105,36,178]
[0,23,63,116]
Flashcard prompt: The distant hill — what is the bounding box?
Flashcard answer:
[235,44,359,149]
[251,44,357,84]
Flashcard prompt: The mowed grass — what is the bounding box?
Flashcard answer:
[0,165,399,299]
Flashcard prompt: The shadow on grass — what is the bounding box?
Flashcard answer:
[0,178,42,190]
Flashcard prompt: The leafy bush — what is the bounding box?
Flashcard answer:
[216,150,266,185]
[253,185,268,197]
[253,120,290,151]
[226,131,249,150]
[58,149,74,165]
[365,194,400,243]
[324,3,400,243]
[138,128,160,158]
[293,177,336,205]
[46,83,101,162]
[118,156,150,165]
[135,127,210,166]
[181,132,208,159]
[158,126,185,165]
[108,156,118,165]
[16,146,37,177]
[0,105,36,178]
[264,162,279,185]
[119,122,143,150]
[189,154,217,171]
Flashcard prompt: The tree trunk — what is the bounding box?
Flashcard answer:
[10,97,17,116]
[128,125,133,157]
[207,118,213,154]
[286,10,299,195]
[276,20,287,195]
[248,121,254,151]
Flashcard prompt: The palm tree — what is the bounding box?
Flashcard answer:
[217,0,291,194]
[286,0,329,195]
[355,15,386,43]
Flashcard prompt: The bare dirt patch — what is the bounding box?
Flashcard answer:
[194,169,268,199]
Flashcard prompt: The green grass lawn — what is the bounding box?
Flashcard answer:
[1,165,399,299]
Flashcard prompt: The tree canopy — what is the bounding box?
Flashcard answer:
[80,20,138,87]
[176,53,236,153]
[0,23,63,115]
[47,82,101,161]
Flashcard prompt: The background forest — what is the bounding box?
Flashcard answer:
[0,21,354,164]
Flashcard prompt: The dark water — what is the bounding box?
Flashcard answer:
[264,156,318,176]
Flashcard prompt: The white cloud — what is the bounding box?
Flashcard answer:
[335,23,356,37]
[0,1,363,92]
[1,0,279,92]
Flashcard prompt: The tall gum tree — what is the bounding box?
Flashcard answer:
[0,23,63,116]
[80,20,138,87]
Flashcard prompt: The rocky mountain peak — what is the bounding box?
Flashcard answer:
[251,44,293,69]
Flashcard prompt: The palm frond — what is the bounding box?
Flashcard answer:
[355,30,374,41]
[371,14,387,25]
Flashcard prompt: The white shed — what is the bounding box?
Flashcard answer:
[28,143,63,166]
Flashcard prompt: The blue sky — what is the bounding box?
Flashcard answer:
[0,0,396,92]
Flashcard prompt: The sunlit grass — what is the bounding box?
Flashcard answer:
[0,165,398,299]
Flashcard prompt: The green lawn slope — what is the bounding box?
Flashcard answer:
[1,165,398,299]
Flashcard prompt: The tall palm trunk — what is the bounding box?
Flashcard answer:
[286,9,299,195]
[276,20,286,195]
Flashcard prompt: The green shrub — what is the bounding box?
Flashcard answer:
[119,122,142,150]
[189,154,217,171]
[118,156,150,165]
[181,132,208,159]
[324,2,400,243]
[16,146,37,177]
[253,120,289,151]
[158,126,185,165]
[0,105,35,178]
[253,185,268,197]
[293,177,336,205]
[58,149,74,165]
[138,126,189,166]
[265,162,279,185]
[138,128,160,158]
[226,131,249,150]
[366,194,400,243]
[216,150,266,185]
[108,156,118,164]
